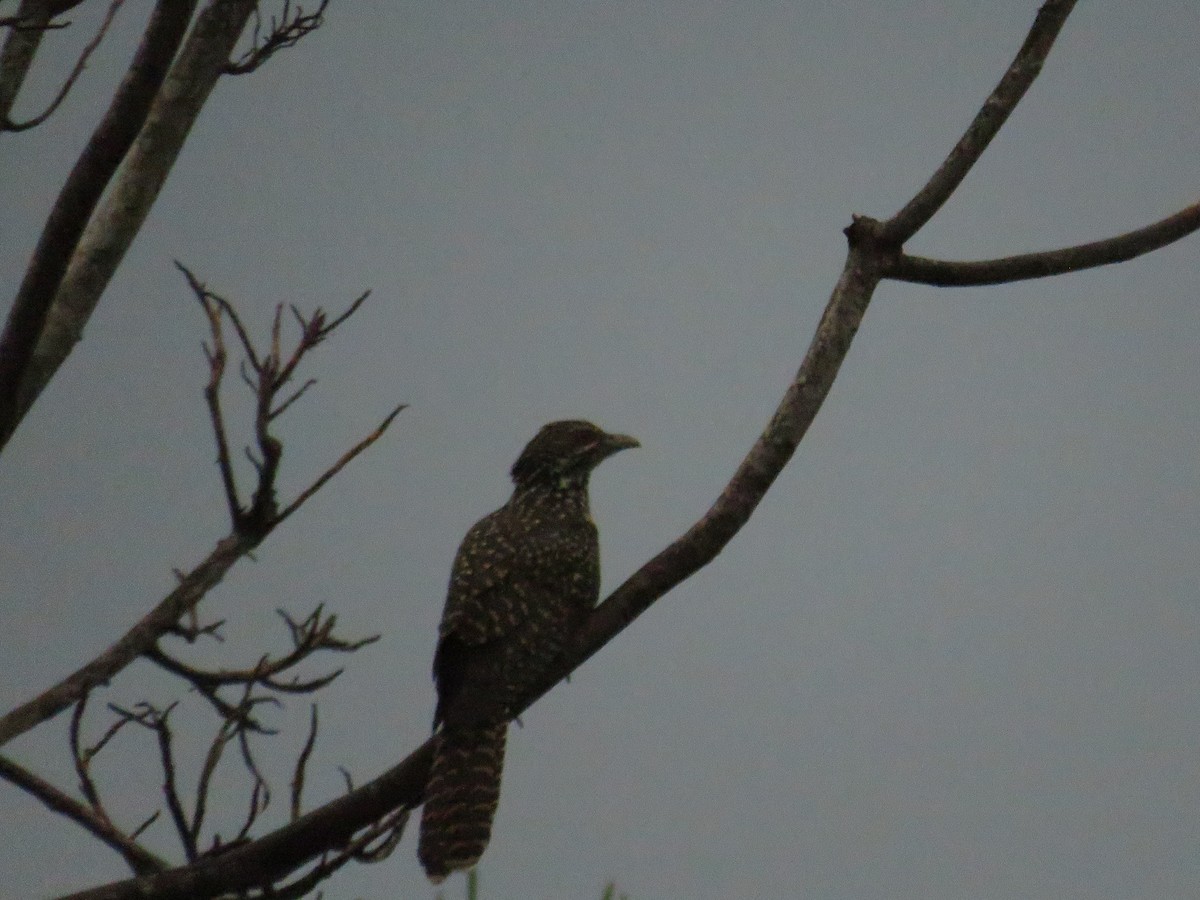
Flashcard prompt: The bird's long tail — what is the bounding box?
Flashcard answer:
[418,722,508,883]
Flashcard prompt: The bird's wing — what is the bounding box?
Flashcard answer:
[437,508,535,647]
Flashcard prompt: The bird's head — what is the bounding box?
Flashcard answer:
[510,419,639,488]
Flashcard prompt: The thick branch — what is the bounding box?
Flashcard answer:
[0,0,195,452]
[887,200,1200,286]
[881,0,1076,245]
[7,0,257,444]
[0,753,167,875]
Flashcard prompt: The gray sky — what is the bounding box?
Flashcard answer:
[2,2,1198,898]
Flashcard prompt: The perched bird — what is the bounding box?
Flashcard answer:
[417,420,639,883]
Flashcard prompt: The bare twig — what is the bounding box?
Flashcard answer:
[167,596,226,644]
[110,696,273,864]
[69,695,123,818]
[2,266,399,748]
[0,1,88,130]
[174,263,399,540]
[224,0,329,75]
[291,705,319,820]
[192,722,233,849]
[129,809,161,842]
[176,264,261,372]
[144,648,277,731]
[297,290,372,343]
[887,199,1200,286]
[233,727,271,837]
[881,0,1077,245]
[108,701,198,861]
[0,753,167,875]
[149,603,377,704]
[2,0,125,132]
[273,402,407,527]
[270,377,317,421]
[178,263,242,527]
[231,764,268,845]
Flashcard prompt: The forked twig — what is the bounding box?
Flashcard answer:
[224,0,329,75]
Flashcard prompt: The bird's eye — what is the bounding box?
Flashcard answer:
[570,428,599,449]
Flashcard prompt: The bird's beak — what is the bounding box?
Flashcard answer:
[604,432,640,453]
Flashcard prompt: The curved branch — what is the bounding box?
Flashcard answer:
[569,220,888,675]
[0,0,195,452]
[887,200,1200,286]
[3,0,126,132]
[0,0,72,127]
[881,0,1076,245]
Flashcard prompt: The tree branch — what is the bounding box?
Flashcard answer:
[224,0,329,75]
[1,273,400,747]
[2,0,126,132]
[55,215,895,900]
[887,200,1200,286]
[7,0,258,444]
[179,263,246,528]
[0,753,168,875]
[46,3,1200,898]
[0,535,251,748]
[0,0,195,452]
[272,401,406,527]
[0,0,82,127]
[50,8,1099,892]
[60,739,437,900]
[881,0,1076,245]
[145,603,378,730]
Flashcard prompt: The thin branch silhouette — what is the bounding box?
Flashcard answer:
[0,270,401,748]
[2,0,126,132]
[888,200,1200,286]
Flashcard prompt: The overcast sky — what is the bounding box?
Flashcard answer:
[2,2,1198,898]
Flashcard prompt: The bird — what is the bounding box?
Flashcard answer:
[417,419,639,883]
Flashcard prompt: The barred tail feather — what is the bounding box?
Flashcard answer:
[418,723,508,883]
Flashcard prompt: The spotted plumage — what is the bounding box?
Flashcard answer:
[417,420,638,883]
